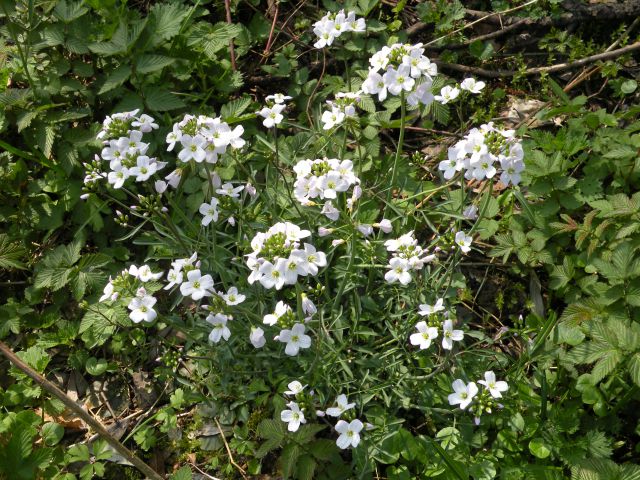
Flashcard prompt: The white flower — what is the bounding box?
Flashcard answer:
[469,157,497,181]
[164,269,183,290]
[318,227,333,237]
[418,298,445,316]
[99,281,116,302]
[107,164,129,189]
[127,295,157,323]
[258,104,286,128]
[448,379,478,410]
[321,201,340,221]
[442,319,464,350]
[216,182,244,198]
[290,243,327,276]
[180,269,214,300]
[135,265,163,282]
[357,224,373,237]
[301,294,317,316]
[132,114,158,132]
[278,323,312,356]
[435,86,460,104]
[266,93,292,104]
[207,313,231,343]
[374,219,393,233]
[281,402,306,432]
[463,205,478,220]
[178,135,206,163]
[155,180,168,193]
[383,65,415,96]
[460,77,486,94]
[284,381,306,396]
[258,260,286,290]
[321,107,345,130]
[199,198,219,226]
[129,156,159,182]
[478,371,509,398]
[326,394,355,417]
[407,82,435,107]
[500,158,525,186]
[362,71,388,102]
[409,321,439,350]
[250,327,266,348]
[335,419,363,449]
[455,231,472,254]
[264,301,291,326]
[222,286,245,305]
[384,257,412,285]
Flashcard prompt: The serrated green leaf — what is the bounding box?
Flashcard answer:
[220,96,251,122]
[150,2,189,42]
[98,65,131,95]
[144,87,185,112]
[136,54,175,74]
[53,0,88,22]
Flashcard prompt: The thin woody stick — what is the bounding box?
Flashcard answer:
[0,340,164,480]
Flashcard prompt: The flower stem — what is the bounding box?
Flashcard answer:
[385,91,406,214]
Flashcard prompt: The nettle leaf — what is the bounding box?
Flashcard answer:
[98,65,131,95]
[256,418,285,442]
[144,87,186,112]
[53,0,88,23]
[135,54,175,74]
[150,2,190,43]
[200,23,243,58]
[549,256,575,289]
[280,442,301,479]
[590,349,621,383]
[35,124,56,159]
[220,96,251,122]
[0,234,27,269]
[628,353,640,387]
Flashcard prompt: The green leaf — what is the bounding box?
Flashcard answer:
[296,455,316,480]
[256,419,284,442]
[170,466,193,480]
[98,65,131,95]
[220,96,251,122]
[529,438,551,459]
[280,443,301,479]
[150,2,189,42]
[144,87,185,112]
[85,357,108,376]
[628,353,640,387]
[0,234,26,269]
[41,422,64,446]
[53,0,88,22]
[135,54,175,74]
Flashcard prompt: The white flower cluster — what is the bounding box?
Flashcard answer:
[99,263,164,324]
[362,43,437,107]
[293,158,360,218]
[259,296,317,355]
[166,114,245,164]
[313,10,366,49]
[448,371,508,412]
[409,299,464,351]
[258,93,292,128]
[202,286,247,343]
[280,382,364,449]
[439,122,524,185]
[321,91,361,130]
[94,110,165,189]
[433,77,486,105]
[384,232,434,285]
[246,222,327,290]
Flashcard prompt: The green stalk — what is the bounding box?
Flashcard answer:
[385,90,406,214]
